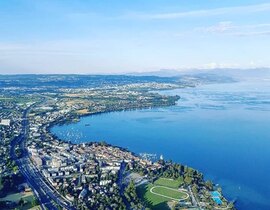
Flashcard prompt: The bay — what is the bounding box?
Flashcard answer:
[52,79,270,210]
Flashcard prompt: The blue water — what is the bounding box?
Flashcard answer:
[52,79,270,210]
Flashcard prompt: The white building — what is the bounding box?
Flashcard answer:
[0,119,10,126]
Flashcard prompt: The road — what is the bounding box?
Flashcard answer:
[10,103,75,210]
[118,161,126,194]
[188,185,201,210]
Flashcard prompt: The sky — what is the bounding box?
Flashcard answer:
[0,0,270,74]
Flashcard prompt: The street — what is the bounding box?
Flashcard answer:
[10,103,75,210]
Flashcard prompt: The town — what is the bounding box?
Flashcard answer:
[0,75,235,210]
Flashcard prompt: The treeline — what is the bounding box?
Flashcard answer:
[130,160,204,186]
[124,181,143,210]
[0,173,24,197]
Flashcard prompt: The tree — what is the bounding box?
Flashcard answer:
[184,176,192,185]
[31,198,39,207]
[192,185,198,194]
[124,181,142,208]
[13,165,19,174]
[205,180,213,190]
[0,176,3,192]
[18,198,24,207]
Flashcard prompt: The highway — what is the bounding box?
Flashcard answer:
[10,104,75,210]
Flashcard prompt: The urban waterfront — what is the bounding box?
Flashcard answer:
[52,79,270,210]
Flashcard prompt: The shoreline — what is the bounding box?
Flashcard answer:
[39,84,237,209]
[47,98,235,207]
[46,99,180,166]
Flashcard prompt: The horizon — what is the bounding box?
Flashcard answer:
[1,0,270,74]
[0,67,270,76]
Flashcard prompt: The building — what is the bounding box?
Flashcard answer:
[79,189,87,200]
[0,119,10,126]
[32,155,43,167]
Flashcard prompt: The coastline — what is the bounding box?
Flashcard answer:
[48,92,235,209]
[47,95,181,158]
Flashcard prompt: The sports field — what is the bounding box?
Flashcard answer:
[154,177,183,189]
[151,186,188,201]
[137,177,189,210]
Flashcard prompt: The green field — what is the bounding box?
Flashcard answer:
[151,186,187,200]
[0,192,38,210]
[137,178,188,210]
[137,184,171,210]
[154,177,183,189]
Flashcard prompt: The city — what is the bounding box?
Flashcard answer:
[0,75,234,210]
[1,1,270,209]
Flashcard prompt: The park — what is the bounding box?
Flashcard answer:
[137,177,190,210]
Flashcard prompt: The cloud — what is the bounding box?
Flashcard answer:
[127,3,270,20]
[202,21,234,33]
[201,62,240,69]
[197,22,270,36]
[231,30,270,37]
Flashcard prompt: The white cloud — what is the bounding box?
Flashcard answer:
[197,22,270,36]
[202,21,234,33]
[231,30,270,36]
[127,3,270,20]
[201,62,240,69]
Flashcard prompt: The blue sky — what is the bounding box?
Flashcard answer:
[0,0,270,74]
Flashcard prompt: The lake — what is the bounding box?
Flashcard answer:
[52,79,270,210]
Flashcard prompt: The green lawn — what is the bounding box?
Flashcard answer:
[0,192,37,210]
[137,184,171,210]
[154,177,183,189]
[151,186,187,200]
[137,177,188,210]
